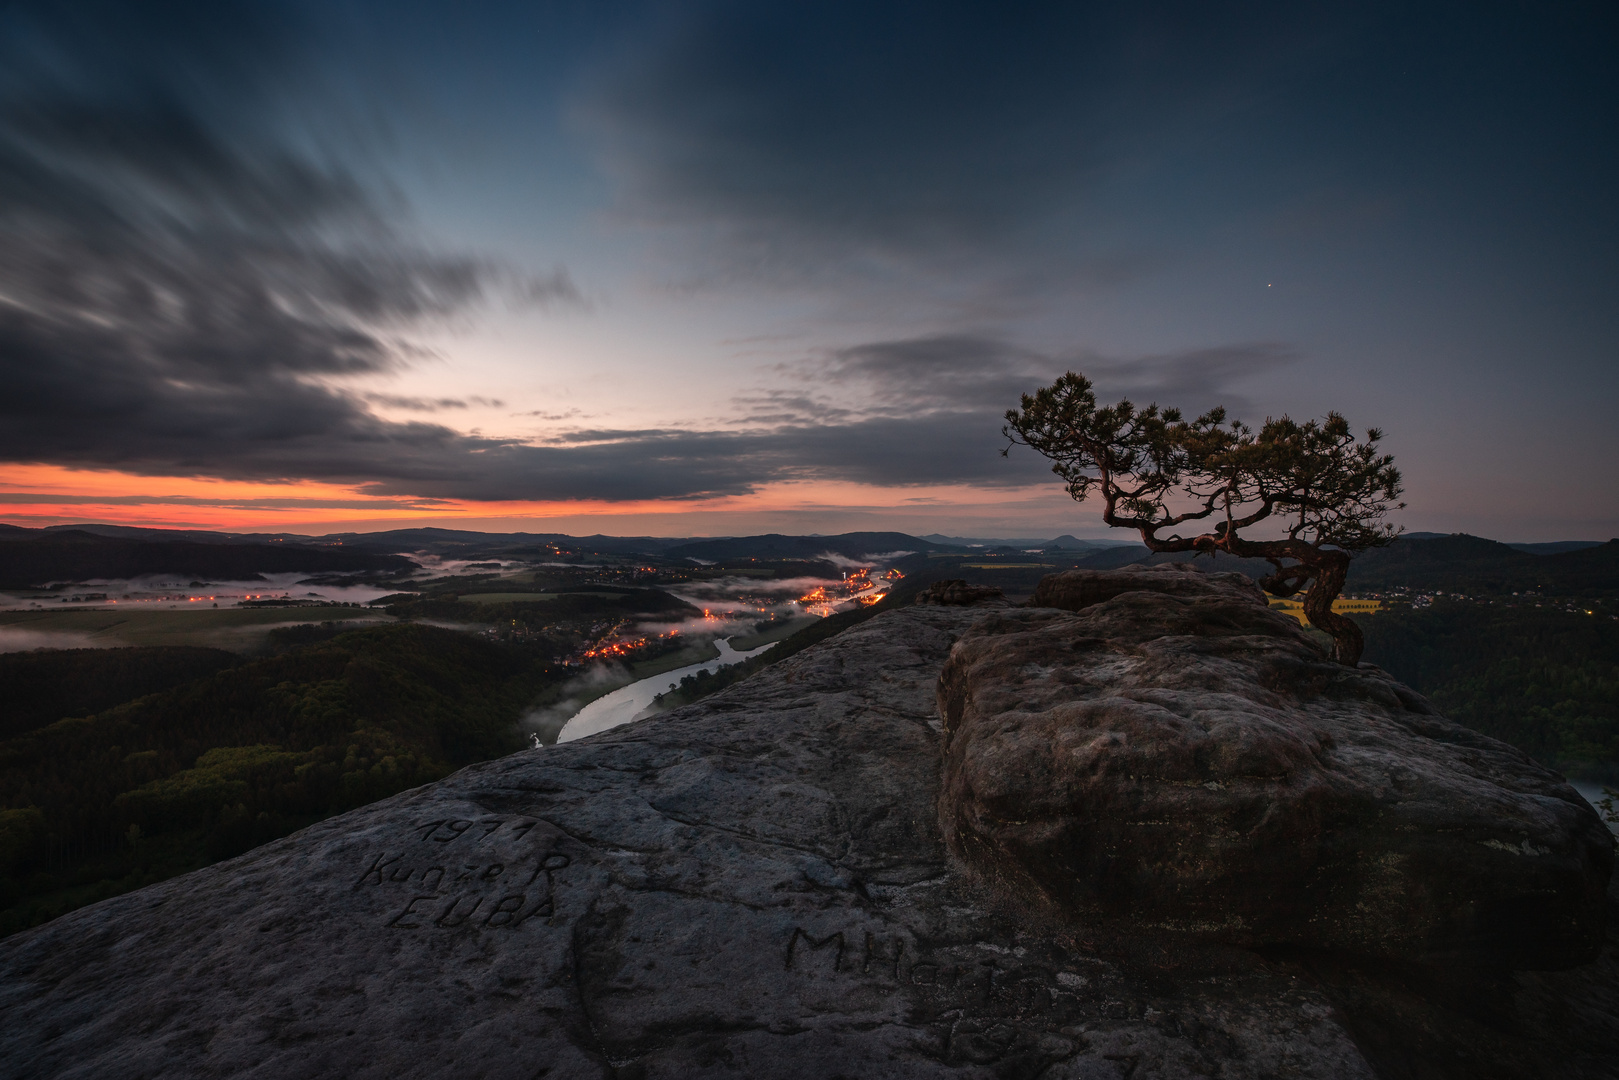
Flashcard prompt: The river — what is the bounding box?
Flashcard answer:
[555,636,776,743]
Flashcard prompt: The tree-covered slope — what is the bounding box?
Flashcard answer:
[0,623,555,937]
[0,646,240,740]
[1361,603,1619,780]
[1349,535,1619,595]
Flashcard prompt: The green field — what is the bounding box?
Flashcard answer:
[629,638,722,678]
[0,607,388,651]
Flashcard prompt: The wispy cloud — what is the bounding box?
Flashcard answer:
[0,5,1304,507]
[761,333,1301,421]
[364,394,506,413]
[0,2,579,498]
[1083,343,1301,412]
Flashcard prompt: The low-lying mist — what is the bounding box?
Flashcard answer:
[0,627,101,653]
[520,663,631,744]
[0,571,402,610]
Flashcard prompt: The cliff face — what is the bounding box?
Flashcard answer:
[0,573,1614,1079]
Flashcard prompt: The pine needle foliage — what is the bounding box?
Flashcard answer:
[1005,372,1404,665]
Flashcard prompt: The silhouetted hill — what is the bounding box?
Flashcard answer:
[1036,534,1619,597]
[1362,603,1619,779]
[0,531,417,587]
[1349,535,1619,594]
[1509,541,1607,554]
[1545,538,1619,578]
[325,527,697,555]
[917,533,1134,550]
[663,531,955,562]
[36,524,270,545]
[1043,534,1117,550]
[7,523,1616,593]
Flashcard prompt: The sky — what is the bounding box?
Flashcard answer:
[0,1,1614,541]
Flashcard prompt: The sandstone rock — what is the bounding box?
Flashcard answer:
[1,601,1615,1079]
[914,579,1007,606]
[1028,562,1266,612]
[939,568,1614,968]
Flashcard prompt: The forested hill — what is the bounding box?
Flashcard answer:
[1361,603,1619,781]
[1347,535,1619,595]
[0,623,550,937]
[0,529,417,587]
[0,647,240,741]
[1034,533,1619,597]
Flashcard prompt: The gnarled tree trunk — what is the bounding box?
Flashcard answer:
[1298,554,1361,666]
[1149,533,1364,667]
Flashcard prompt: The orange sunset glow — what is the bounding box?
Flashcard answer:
[1,462,1083,536]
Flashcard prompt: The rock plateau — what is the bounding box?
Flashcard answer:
[1,568,1614,1079]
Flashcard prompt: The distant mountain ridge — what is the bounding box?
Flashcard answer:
[1041,533,1619,596]
[326,528,697,556]
[3,523,1615,593]
[1349,534,1619,595]
[917,533,1137,550]
[0,530,416,589]
[1403,531,1605,555]
[662,532,959,562]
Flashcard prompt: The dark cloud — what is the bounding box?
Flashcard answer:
[512,408,588,421]
[0,492,450,512]
[1083,344,1300,414]
[817,335,1052,413]
[342,412,1051,501]
[775,333,1299,420]
[363,394,506,412]
[727,391,857,426]
[0,4,1307,505]
[576,2,1304,286]
[364,395,469,412]
[0,1,588,499]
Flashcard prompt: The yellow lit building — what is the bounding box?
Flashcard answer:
[1267,597,1382,625]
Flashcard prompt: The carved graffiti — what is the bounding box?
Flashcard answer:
[355,816,577,930]
[784,928,844,972]
[780,923,1104,1022]
[862,931,904,979]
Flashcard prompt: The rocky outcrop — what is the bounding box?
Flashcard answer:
[1027,563,1267,611]
[939,566,1614,968]
[915,579,1008,606]
[1,585,1615,1078]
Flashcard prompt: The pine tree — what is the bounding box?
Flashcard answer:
[1004,372,1404,665]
